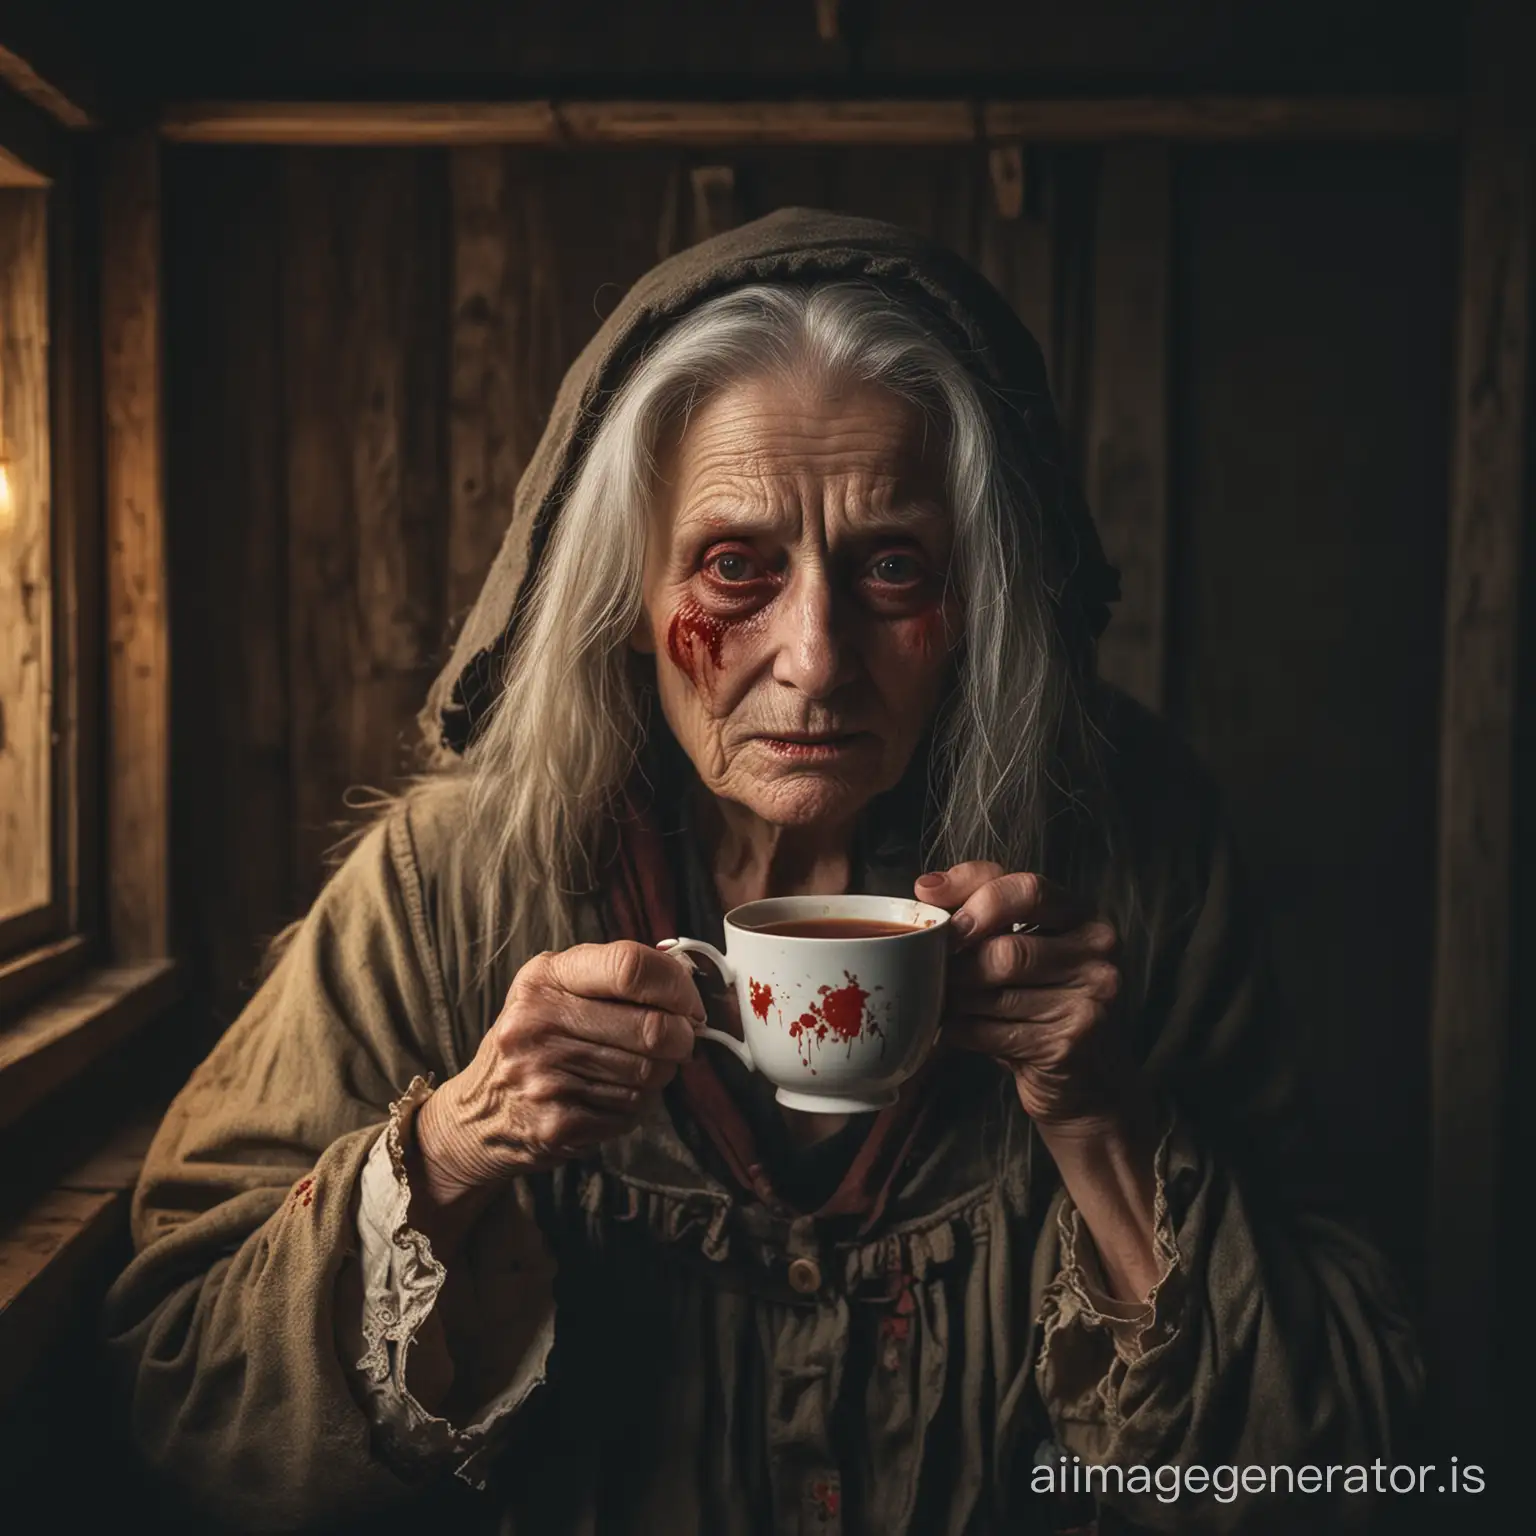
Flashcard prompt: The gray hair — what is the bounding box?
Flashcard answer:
[454,281,1084,958]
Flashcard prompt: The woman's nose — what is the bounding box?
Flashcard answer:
[770,573,857,699]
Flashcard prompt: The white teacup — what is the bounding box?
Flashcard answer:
[658,893,951,1114]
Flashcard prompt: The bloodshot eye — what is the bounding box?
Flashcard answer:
[710,552,755,582]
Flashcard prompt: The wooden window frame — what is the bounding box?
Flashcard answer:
[0,89,98,1008]
[0,70,177,1129]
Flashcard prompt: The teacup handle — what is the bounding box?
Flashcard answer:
[656,938,755,1073]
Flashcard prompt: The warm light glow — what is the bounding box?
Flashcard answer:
[0,461,12,528]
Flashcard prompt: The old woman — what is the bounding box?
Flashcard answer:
[107,210,1420,1534]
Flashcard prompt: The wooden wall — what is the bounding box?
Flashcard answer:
[163,140,1457,1287]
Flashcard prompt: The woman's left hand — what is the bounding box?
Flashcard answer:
[916,862,1137,1130]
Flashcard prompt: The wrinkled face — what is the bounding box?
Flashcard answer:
[632,374,961,829]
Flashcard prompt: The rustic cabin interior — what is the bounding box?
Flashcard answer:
[0,1,1528,1530]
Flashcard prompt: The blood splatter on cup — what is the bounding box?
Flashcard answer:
[658,894,951,1113]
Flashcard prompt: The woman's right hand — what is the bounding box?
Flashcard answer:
[409,941,704,1242]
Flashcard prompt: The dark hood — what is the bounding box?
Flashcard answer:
[426,205,1118,757]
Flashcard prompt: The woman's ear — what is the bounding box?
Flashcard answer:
[628,610,656,655]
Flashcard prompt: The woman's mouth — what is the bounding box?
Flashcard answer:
[756,733,867,760]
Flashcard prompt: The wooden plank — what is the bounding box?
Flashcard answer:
[978,145,1056,396]
[0,1187,118,1306]
[164,99,974,147]
[0,935,87,1019]
[558,100,977,147]
[0,145,47,188]
[282,150,448,898]
[0,1186,123,1402]
[100,131,170,962]
[164,147,293,1006]
[688,164,740,244]
[0,187,53,926]
[447,148,555,630]
[1428,0,1532,1462]
[0,41,92,130]
[448,146,684,637]
[160,96,1461,148]
[48,141,104,951]
[982,95,1461,143]
[164,99,561,147]
[55,1113,159,1193]
[1086,143,1171,711]
[0,960,178,1128]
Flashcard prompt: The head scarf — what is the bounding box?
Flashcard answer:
[424,206,1118,758]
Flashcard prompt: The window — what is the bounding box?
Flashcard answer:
[0,131,105,1025]
[0,187,55,946]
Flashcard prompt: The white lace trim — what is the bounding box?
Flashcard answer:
[355,1075,446,1390]
[351,1074,555,1488]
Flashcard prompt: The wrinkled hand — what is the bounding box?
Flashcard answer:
[917,862,1134,1129]
[414,941,705,1211]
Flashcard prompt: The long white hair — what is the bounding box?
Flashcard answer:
[446,281,1088,959]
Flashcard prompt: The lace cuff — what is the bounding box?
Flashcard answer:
[1034,1113,1186,1439]
[351,1075,555,1487]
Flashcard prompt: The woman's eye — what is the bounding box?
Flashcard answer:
[869,553,923,585]
[705,549,761,583]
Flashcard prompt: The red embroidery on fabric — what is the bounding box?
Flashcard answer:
[810,1479,841,1520]
[880,1263,917,1364]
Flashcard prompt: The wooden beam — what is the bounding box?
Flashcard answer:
[982,95,1460,143]
[0,144,47,188]
[100,131,170,962]
[1428,0,1532,1465]
[0,75,61,185]
[160,95,1461,149]
[1086,143,1171,711]
[0,42,91,131]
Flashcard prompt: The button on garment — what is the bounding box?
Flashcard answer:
[788,1256,822,1294]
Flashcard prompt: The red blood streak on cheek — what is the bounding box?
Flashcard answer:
[667,593,765,686]
[749,979,774,1021]
[901,604,946,661]
[665,600,726,684]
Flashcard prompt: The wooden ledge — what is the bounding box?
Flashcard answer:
[0,1116,155,1403]
[0,961,181,1131]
